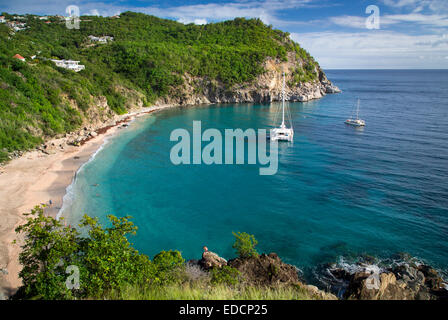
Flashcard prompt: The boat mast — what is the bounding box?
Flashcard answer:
[282,72,285,128]
[356,99,360,120]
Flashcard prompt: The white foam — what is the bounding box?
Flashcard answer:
[56,136,111,221]
[56,110,160,221]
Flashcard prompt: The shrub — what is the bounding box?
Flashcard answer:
[14,205,79,300]
[151,250,185,285]
[77,214,153,298]
[232,232,259,258]
[210,266,240,286]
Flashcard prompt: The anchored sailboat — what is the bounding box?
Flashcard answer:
[271,73,294,142]
[345,99,365,127]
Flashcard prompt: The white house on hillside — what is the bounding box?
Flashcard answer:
[0,16,6,23]
[88,35,114,43]
[51,59,85,72]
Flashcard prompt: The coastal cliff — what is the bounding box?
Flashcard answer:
[156,52,340,106]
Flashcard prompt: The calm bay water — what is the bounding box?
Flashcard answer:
[61,70,448,281]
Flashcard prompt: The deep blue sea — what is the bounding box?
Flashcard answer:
[60,70,448,283]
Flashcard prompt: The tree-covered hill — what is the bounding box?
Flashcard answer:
[0,12,323,162]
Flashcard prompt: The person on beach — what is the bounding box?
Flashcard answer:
[49,199,52,207]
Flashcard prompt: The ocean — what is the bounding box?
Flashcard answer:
[60,70,448,283]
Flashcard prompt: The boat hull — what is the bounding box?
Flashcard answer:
[271,127,294,141]
[345,119,365,126]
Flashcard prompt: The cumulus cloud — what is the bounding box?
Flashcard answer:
[381,0,448,13]
[177,17,208,25]
[88,9,100,16]
[329,13,448,30]
[291,31,448,68]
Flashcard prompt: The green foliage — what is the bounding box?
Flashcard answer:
[14,207,189,300]
[15,205,79,300]
[232,232,259,258]
[0,13,320,161]
[151,250,185,285]
[210,266,240,286]
[77,214,153,298]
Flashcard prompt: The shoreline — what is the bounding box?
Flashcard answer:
[0,104,175,297]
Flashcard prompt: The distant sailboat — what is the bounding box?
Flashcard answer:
[345,99,365,127]
[271,73,294,142]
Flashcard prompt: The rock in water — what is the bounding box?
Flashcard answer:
[328,262,448,300]
[199,251,228,270]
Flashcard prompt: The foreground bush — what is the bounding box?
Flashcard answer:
[14,206,320,300]
[14,205,183,299]
[232,231,259,258]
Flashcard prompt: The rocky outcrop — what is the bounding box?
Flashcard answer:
[189,251,337,299]
[156,52,340,107]
[199,251,228,270]
[228,253,337,299]
[228,253,300,286]
[326,261,448,300]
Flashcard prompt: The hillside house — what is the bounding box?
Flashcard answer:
[88,35,114,43]
[13,54,26,62]
[51,59,85,72]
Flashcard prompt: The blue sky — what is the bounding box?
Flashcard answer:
[1,0,447,69]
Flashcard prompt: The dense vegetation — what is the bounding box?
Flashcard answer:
[0,12,319,162]
[12,205,315,300]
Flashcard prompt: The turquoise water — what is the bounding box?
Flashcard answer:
[61,70,448,281]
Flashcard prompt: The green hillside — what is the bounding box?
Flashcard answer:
[0,12,319,162]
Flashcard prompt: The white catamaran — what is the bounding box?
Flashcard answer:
[345,99,366,127]
[271,73,294,142]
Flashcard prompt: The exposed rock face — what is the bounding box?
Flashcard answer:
[191,251,337,299]
[199,251,228,270]
[326,262,448,300]
[156,53,340,107]
[228,253,299,286]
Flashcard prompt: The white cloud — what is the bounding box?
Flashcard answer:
[178,17,208,25]
[88,9,100,17]
[383,13,448,27]
[329,13,448,29]
[381,0,448,13]
[291,31,448,68]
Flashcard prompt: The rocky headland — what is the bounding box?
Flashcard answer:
[189,250,448,301]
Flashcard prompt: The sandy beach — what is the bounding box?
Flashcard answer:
[0,105,173,298]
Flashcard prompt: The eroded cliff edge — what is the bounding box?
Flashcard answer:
[156,52,340,106]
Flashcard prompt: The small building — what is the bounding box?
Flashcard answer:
[88,35,114,43]
[0,16,6,23]
[51,59,85,72]
[39,16,48,20]
[7,21,27,31]
[13,54,26,62]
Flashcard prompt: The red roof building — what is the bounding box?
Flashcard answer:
[13,54,25,61]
